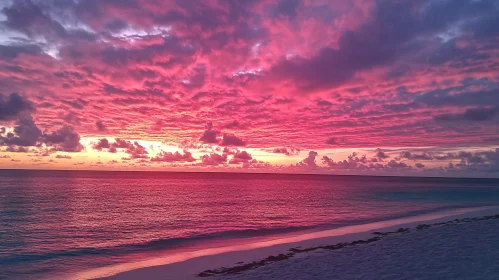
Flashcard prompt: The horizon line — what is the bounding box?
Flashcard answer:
[1,168,498,180]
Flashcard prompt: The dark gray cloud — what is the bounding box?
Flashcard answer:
[326,137,338,145]
[182,64,207,89]
[317,100,332,107]
[104,18,129,33]
[97,36,197,68]
[0,115,41,146]
[222,120,250,130]
[322,152,368,170]
[273,0,301,18]
[95,120,107,131]
[93,138,111,151]
[271,147,300,156]
[400,151,434,161]
[229,150,252,164]
[2,0,96,42]
[220,133,246,146]
[415,163,425,168]
[62,111,81,126]
[199,122,219,144]
[418,88,499,109]
[386,160,409,169]
[322,152,412,171]
[434,106,499,122]
[6,146,30,153]
[55,154,72,159]
[2,0,66,39]
[124,141,148,159]
[43,126,84,152]
[0,93,34,121]
[61,99,87,110]
[375,148,390,159]
[0,114,84,152]
[92,138,148,158]
[200,153,228,166]
[267,0,499,91]
[297,151,318,167]
[0,44,42,59]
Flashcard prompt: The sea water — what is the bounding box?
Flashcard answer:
[1,170,499,279]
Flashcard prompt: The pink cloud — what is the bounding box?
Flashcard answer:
[0,0,498,176]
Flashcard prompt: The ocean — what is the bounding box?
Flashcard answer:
[1,170,499,279]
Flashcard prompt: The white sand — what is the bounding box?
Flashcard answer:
[214,215,499,280]
[91,206,499,280]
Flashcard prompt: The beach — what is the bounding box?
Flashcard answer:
[209,213,499,280]
[97,206,499,280]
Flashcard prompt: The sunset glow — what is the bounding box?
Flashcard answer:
[0,0,498,177]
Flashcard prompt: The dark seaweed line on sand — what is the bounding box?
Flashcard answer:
[197,214,499,277]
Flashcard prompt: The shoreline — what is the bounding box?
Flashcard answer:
[198,213,499,277]
[85,205,499,280]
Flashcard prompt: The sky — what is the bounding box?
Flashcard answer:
[0,0,498,177]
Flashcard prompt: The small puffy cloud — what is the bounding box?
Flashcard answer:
[425,149,499,174]
[297,151,319,167]
[151,150,196,162]
[386,160,409,169]
[199,122,219,144]
[222,147,239,155]
[6,146,30,152]
[229,150,253,164]
[221,133,246,146]
[198,123,246,146]
[374,148,390,160]
[322,152,368,169]
[125,141,149,159]
[415,163,425,168]
[92,138,148,159]
[200,153,227,166]
[322,152,411,171]
[271,147,300,156]
[93,138,111,151]
[55,154,72,159]
[400,151,433,160]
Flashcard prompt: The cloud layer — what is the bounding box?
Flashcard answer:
[0,0,498,176]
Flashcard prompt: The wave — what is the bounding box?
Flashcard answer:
[2,204,490,265]
[0,225,318,265]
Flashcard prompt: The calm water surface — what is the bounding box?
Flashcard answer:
[1,170,499,279]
